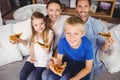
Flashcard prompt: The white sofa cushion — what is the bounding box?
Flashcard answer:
[99,24,120,74]
[13,19,32,56]
[115,30,120,43]
[13,4,47,20]
[0,24,22,66]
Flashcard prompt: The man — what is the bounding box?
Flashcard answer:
[75,0,114,80]
[42,0,114,80]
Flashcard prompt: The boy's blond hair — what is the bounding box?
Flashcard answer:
[64,16,85,30]
[65,16,84,25]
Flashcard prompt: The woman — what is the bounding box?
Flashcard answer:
[46,0,70,53]
[42,0,70,79]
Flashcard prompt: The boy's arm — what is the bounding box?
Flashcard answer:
[70,60,93,80]
[48,53,63,68]
[18,38,28,46]
[56,53,63,65]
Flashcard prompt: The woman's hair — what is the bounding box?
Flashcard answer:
[30,12,50,44]
[46,0,62,9]
[76,0,91,6]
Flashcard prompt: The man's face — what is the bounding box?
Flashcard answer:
[75,0,90,21]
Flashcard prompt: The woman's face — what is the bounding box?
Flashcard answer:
[46,3,62,22]
[32,18,45,33]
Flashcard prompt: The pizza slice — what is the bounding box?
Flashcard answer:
[49,62,67,76]
[9,33,22,43]
[98,32,111,37]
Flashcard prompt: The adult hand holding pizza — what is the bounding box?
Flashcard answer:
[102,32,114,51]
[104,36,114,49]
[98,32,114,51]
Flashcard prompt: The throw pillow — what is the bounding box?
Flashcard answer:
[0,24,22,66]
[99,24,120,74]
[13,19,32,56]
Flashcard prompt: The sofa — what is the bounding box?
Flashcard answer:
[0,4,46,80]
[1,4,120,80]
[0,19,31,80]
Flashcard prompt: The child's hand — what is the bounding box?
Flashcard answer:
[48,57,61,68]
[10,40,17,44]
[9,33,22,44]
[51,57,61,65]
[30,56,35,63]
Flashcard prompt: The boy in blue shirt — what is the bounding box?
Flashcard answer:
[48,16,93,80]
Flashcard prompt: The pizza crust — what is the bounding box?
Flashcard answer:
[98,32,111,37]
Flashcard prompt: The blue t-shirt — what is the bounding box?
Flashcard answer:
[57,36,93,61]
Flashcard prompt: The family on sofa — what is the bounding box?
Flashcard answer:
[1,0,120,80]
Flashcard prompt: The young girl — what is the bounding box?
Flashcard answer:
[20,12,54,80]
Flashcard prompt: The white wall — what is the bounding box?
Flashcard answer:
[0,10,3,26]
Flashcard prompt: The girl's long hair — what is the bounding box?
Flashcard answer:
[30,12,50,45]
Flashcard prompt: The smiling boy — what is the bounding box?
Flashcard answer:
[48,16,93,80]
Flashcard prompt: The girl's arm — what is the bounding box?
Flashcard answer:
[10,37,28,46]
[29,43,35,63]
[18,38,28,46]
[70,60,93,80]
